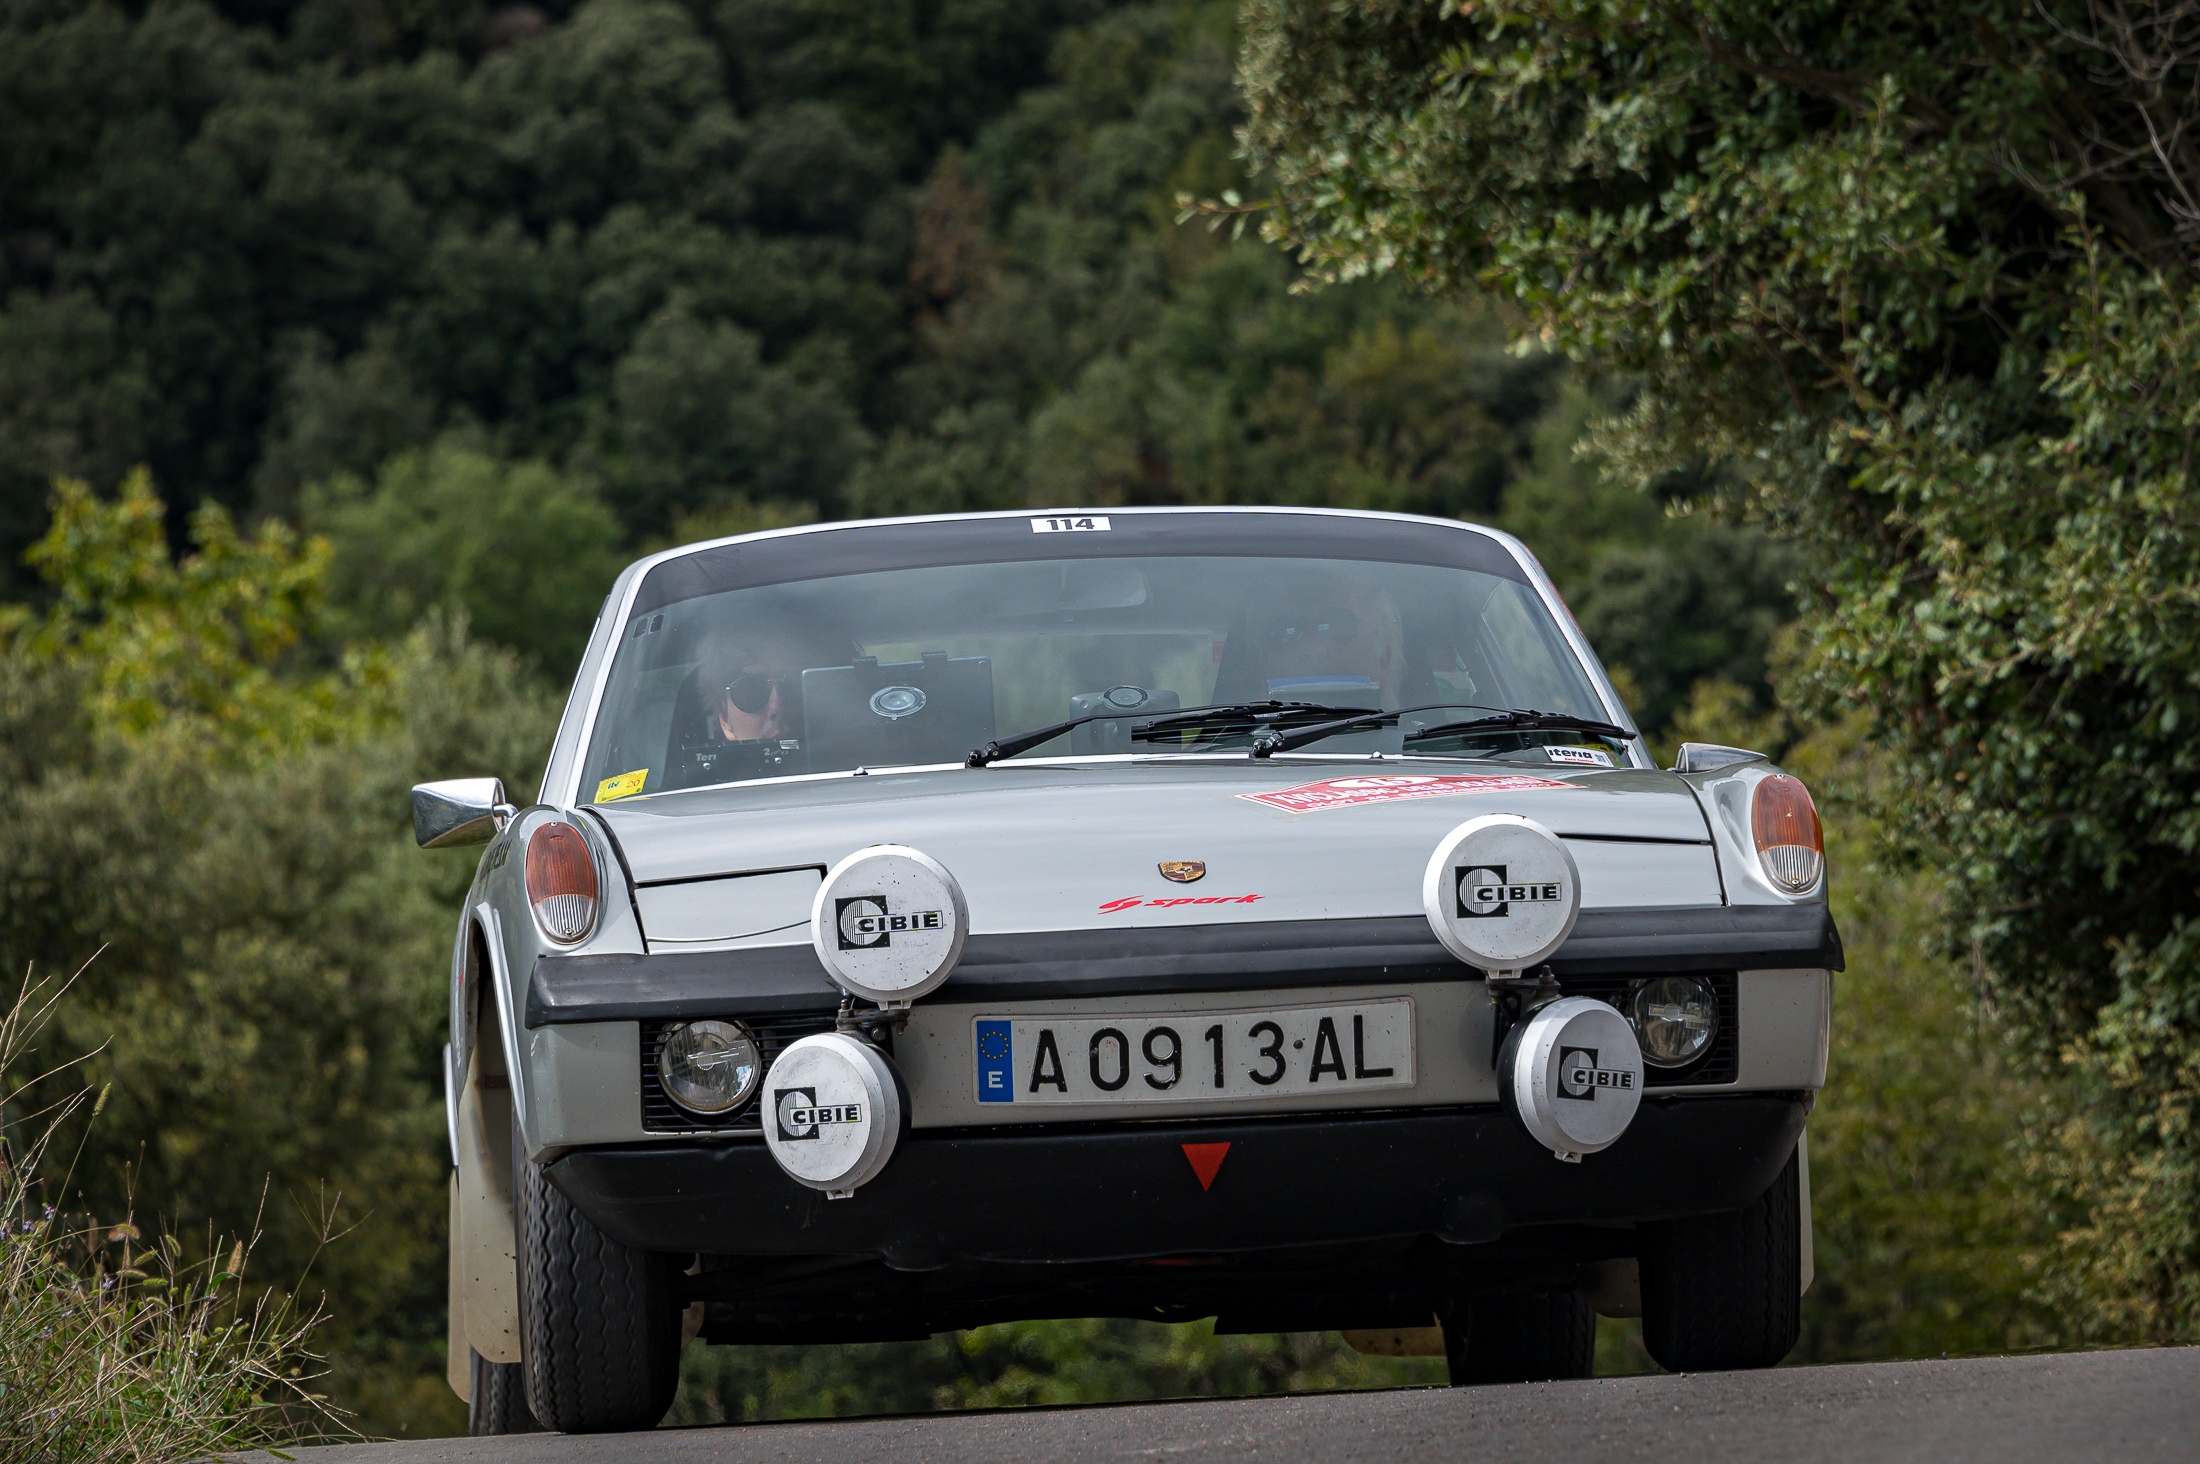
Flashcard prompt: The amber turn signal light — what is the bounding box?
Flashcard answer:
[525,820,599,943]
[1750,774,1824,893]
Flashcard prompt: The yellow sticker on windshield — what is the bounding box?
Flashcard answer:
[596,769,648,802]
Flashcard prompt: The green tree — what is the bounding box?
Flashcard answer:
[1,0,1790,721]
[1498,386,1798,732]
[304,440,626,675]
[1654,682,2061,1362]
[0,0,1105,589]
[10,467,368,750]
[600,307,870,535]
[1,476,560,1437]
[1240,0,2200,1340]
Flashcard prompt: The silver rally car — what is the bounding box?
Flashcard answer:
[420,507,1836,1434]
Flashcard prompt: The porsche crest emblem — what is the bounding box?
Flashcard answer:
[1158,860,1206,883]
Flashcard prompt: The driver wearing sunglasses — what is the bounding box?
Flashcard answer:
[712,660,804,742]
[691,621,848,750]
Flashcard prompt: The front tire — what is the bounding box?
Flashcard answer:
[1639,1144,1802,1372]
[1443,1290,1596,1384]
[467,1348,542,1435]
[514,1119,680,1433]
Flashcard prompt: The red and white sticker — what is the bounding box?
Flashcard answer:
[1100,895,1265,914]
[1239,773,1571,814]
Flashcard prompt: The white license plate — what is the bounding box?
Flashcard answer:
[972,999,1415,1106]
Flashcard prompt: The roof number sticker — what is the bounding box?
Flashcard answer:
[1031,515,1110,533]
[1240,773,1570,814]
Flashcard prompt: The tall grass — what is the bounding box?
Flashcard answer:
[0,966,342,1462]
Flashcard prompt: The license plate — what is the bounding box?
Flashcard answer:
[973,999,1415,1105]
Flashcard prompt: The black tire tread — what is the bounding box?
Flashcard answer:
[468,1348,542,1435]
[515,1124,678,1433]
[1640,1145,1802,1372]
[1443,1289,1596,1385]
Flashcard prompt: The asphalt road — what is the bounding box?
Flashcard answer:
[259,1347,2197,1464]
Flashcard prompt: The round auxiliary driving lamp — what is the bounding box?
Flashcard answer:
[1422,814,1644,1161]
[756,845,969,1197]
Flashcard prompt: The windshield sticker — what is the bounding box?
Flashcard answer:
[1100,894,1264,913]
[595,768,648,802]
[1545,746,1615,768]
[1030,514,1110,533]
[1240,773,1570,813]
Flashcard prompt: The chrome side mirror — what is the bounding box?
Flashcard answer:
[413,778,516,848]
[1673,742,1767,775]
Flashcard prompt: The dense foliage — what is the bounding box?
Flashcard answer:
[1653,683,2060,1362]
[0,0,1789,699]
[0,479,560,1430]
[1241,0,2200,1340]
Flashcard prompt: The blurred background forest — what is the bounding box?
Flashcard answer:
[0,0,2078,1438]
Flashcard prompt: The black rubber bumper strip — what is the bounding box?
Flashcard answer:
[548,1095,1806,1266]
[524,904,1841,1027]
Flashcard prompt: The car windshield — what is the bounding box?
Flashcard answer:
[577,533,1612,803]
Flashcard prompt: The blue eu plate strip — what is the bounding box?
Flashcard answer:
[976,1019,1015,1103]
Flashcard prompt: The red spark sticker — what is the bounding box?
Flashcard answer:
[1099,895,1265,914]
[1237,773,1571,813]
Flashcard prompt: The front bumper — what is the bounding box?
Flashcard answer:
[549,1093,1806,1269]
[515,907,1837,1150]
[526,907,1845,1025]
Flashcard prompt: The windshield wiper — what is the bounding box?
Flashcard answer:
[1130,701,1378,742]
[966,707,1158,767]
[1410,709,1634,744]
[1250,704,1634,758]
[967,701,1372,768]
[975,699,1630,767]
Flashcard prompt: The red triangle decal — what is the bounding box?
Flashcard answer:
[1182,1142,1230,1191]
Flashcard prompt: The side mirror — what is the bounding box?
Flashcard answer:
[413,778,516,848]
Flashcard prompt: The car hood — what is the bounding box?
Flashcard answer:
[587,760,1725,937]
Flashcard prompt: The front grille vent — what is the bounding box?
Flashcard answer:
[641,1012,840,1133]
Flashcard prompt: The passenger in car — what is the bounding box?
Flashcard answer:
[1217,573,1407,708]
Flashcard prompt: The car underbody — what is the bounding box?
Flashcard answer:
[555,1092,1807,1343]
